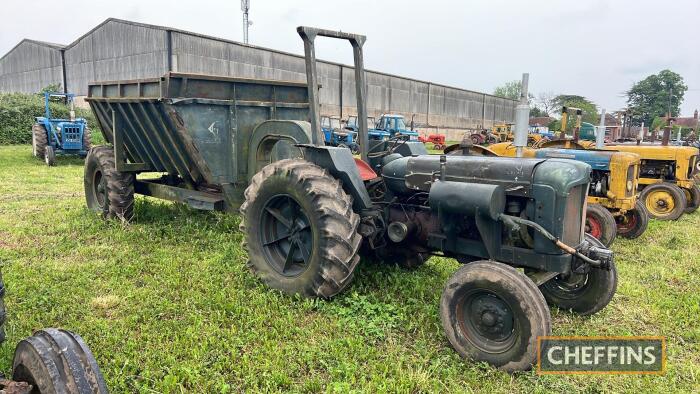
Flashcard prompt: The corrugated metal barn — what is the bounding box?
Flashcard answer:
[0,18,516,134]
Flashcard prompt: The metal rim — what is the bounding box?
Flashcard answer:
[259,194,313,277]
[645,189,675,216]
[542,272,590,300]
[92,170,106,209]
[455,289,516,353]
[585,214,603,239]
[44,148,51,165]
[616,210,638,234]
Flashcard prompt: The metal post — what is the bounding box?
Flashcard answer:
[351,38,369,163]
[596,108,606,149]
[513,73,529,157]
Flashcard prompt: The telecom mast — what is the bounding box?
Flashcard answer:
[241,0,252,44]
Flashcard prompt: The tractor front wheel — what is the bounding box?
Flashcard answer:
[44,145,56,166]
[682,184,700,214]
[82,126,93,151]
[616,201,649,239]
[31,123,47,158]
[84,146,135,221]
[538,234,617,316]
[640,183,686,220]
[440,260,551,372]
[240,159,362,298]
[585,204,617,247]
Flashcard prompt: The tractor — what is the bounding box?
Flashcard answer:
[418,134,447,150]
[345,115,391,142]
[457,141,649,246]
[0,271,107,393]
[374,114,420,141]
[537,107,700,220]
[31,92,91,166]
[83,26,616,372]
[321,115,359,154]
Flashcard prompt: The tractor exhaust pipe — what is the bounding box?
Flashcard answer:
[596,109,606,149]
[513,73,530,158]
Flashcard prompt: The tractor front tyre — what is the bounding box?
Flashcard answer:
[440,260,551,372]
[31,123,47,158]
[682,184,700,214]
[585,204,617,247]
[538,234,617,316]
[84,146,135,221]
[640,183,686,220]
[240,159,362,298]
[616,201,649,239]
[44,145,56,167]
[12,328,108,393]
[82,127,93,151]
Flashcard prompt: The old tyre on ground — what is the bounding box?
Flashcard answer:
[84,146,135,221]
[585,203,617,247]
[538,234,617,316]
[32,123,48,158]
[682,184,700,214]
[440,260,551,372]
[12,328,108,394]
[44,145,56,166]
[240,159,362,298]
[615,200,649,239]
[640,183,686,220]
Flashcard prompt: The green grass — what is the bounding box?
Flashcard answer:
[0,145,699,393]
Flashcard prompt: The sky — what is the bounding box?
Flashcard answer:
[1,0,698,116]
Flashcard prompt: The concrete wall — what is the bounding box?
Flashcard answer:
[0,18,516,138]
[0,40,64,93]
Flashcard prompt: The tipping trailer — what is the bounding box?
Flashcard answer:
[84,27,616,372]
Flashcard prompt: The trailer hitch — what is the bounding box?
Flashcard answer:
[499,214,612,270]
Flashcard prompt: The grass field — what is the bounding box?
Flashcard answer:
[0,144,699,393]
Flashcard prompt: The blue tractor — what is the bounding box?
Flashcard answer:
[346,115,390,141]
[321,115,360,154]
[31,92,91,166]
[375,114,419,141]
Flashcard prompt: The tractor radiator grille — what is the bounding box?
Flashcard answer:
[562,185,586,246]
[62,126,81,143]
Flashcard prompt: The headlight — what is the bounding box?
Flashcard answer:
[383,136,389,141]
[627,180,633,192]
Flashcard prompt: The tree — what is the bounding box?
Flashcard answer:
[537,92,558,116]
[493,80,535,102]
[626,69,687,127]
[529,106,547,117]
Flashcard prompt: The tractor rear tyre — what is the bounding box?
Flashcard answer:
[84,146,135,221]
[682,184,700,214]
[31,123,48,159]
[12,328,108,394]
[538,234,617,316]
[440,260,551,372]
[615,201,649,239]
[585,204,617,247]
[240,159,362,298]
[44,145,56,167]
[82,127,93,151]
[640,183,686,220]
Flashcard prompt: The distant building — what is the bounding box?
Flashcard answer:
[529,116,554,133]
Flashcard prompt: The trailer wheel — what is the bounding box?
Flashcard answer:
[240,159,362,298]
[585,204,616,247]
[32,123,48,158]
[539,234,617,316]
[12,328,108,394]
[616,201,649,239]
[640,183,686,220]
[84,146,135,221]
[440,260,551,372]
[82,127,93,151]
[682,184,700,214]
[44,145,56,167]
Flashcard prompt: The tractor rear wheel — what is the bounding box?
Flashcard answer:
[84,146,135,221]
[682,184,700,214]
[12,328,108,393]
[616,201,649,239]
[440,260,551,372]
[538,234,617,316]
[44,145,56,166]
[31,123,47,158]
[640,183,686,220]
[240,159,362,298]
[585,204,617,247]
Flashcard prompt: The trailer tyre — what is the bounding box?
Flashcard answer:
[538,234,617,316]
[682,184,700,214]
[616,201,649,239]
[240,159,362,298]
[12,328,108,394]
[440,260,551,372]
[31,123,48,158]
[585,204,617,247]
[640,183,686,220]
[84,146,135,221]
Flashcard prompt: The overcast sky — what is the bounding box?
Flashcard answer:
[1,0,698,115]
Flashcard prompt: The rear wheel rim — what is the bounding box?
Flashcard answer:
[616,210,638,233]
[260,194,313,277]
[456,289,516,353]
[645,190,674,216]
[585,214,603,239]
[92,170,106,209]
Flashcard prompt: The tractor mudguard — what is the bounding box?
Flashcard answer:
[248,120,313,181]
